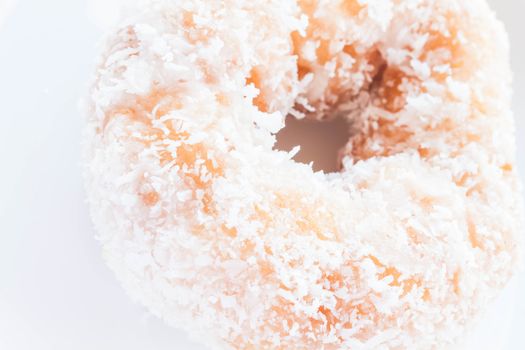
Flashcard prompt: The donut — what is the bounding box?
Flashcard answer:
[84,0,524,348]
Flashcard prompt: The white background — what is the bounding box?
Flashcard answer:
[0,1,523,349]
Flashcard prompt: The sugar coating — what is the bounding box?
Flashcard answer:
[84,0,524,349]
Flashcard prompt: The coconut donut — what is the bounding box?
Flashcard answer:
[85,0,524,348]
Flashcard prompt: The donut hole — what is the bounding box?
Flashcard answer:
[275,114,351,173]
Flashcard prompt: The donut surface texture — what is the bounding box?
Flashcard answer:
[85,0,524,348]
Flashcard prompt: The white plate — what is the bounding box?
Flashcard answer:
[0,1,523,349]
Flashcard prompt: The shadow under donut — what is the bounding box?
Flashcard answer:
[275,115,351,173]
